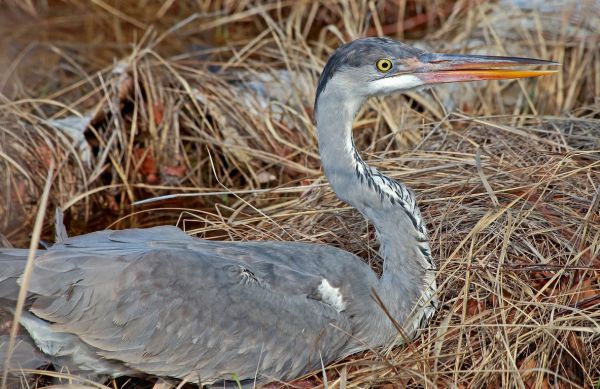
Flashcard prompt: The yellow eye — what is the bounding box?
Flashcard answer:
[376,58,393,73]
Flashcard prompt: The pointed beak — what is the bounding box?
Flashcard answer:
[411,52,559,84]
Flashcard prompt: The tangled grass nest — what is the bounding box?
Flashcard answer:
[0,1,598,388]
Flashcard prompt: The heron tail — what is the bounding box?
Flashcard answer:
[0,207,67,302]
[0,334,49,386]
[0,334,49,369]
[0,249,30,302]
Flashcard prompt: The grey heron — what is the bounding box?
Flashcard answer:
[0,37,557,387]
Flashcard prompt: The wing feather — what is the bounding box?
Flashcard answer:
[24,226,363,383]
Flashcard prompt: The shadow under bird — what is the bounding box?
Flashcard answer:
[0,37,557,387]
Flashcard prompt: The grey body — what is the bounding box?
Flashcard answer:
[0,37,459,385]
[0,225,433,385]
[3,228,376,382]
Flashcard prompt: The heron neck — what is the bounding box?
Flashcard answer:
[315,90,436,335]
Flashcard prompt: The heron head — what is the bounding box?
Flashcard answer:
[315,37,558,110]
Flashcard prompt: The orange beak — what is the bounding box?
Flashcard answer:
[410,52,559,84]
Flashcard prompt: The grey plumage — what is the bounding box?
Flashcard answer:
[0,227,380,384]
[0,37,557,386]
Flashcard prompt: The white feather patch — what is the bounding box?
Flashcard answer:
[367,74,424,95]
[318,279,346,312]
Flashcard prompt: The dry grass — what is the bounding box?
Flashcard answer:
[0,1,598,388]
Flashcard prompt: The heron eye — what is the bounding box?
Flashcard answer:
[376,59,393,73]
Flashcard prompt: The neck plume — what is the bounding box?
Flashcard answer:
[315,82,437,341]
